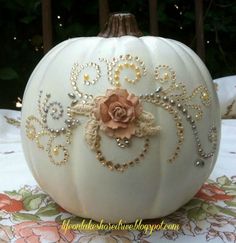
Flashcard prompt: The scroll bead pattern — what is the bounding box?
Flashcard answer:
[70,62,101,101]
[95,134,150,172]
[25,55,218,171]
[99,54,146,87]
[141,91,184,163]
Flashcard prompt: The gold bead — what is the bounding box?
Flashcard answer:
[163,72,169,80]
[202,92,209,100]
[136,72,141,78]
[114,74,119,81]
[115,81,120,87]
[83,73,89,81]
[130,63,135,68]
[118,64,123,69]
[53,147,59,156]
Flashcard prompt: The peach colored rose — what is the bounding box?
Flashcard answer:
[94,88,142,138]
[13,221,75,243]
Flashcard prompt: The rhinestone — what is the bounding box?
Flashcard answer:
[195,160,205,167]
[65,119,71,124]
[68,93,76,99]
[122,163,128,169]
[114,164,121,170]
[72,100,78,105]
[155,87,162,93]
[129,161,134,167]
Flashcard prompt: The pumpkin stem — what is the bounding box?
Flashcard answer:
[98,13,143,37]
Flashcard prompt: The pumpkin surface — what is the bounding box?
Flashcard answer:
[21,31,220,223]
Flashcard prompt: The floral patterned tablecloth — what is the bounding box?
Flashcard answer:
[0,109,235,243]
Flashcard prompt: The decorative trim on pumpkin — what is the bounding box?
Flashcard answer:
[24,54,218,172]
[99,54,147,87]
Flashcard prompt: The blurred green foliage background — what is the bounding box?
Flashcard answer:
[0,0,235,109]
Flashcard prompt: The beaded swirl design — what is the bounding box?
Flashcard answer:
[25,54,218,172]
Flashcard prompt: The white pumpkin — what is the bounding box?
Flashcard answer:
[21,13,220,223]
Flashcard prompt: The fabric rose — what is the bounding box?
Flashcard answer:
[93,88,142,138]
[13,221,75,243]
[0,193,24,212]
[195,183,233,202]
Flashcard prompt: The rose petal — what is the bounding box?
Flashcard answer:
[108,102,127,121]
[108,102,123,112]
[102,127,115,137]
[127,93,139,105]
[112,108,127,122]
[100,103,111,122]
[104,94,119,106]
[109,88,128,98]
[116,94,126,103]
[104,120,128,129]
[124,107,135,122]
[113,124,136,139]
